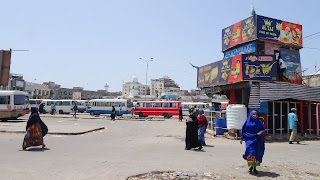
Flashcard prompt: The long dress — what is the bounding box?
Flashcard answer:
[241,111,266,167]
[185,112,201,149]
[22,108,44,149]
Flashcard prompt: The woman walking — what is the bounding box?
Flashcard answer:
[179,106,183,121]
[22,107,48,150]
[185,108,202,150]
[111,106,116,121]
[198,109,208,146]
[240,111,265,174]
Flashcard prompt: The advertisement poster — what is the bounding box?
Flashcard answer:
[230,21,243,48]
[197,58,232,88]
[222,24,234,52]
[224,42,256,58]
[228,55,243,83]
[242,54,278,81]
[279,48,301,79]
[242,16,257,43]
[73,92,81,100]
[257,15,303,47]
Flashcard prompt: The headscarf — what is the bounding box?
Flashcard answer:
[241,111,261,139]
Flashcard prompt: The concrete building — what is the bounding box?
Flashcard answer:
[151,76,181,99]
[122,75,148,99]
[54,87,107,100]
[303,71,320,87]
[34,83,51,99]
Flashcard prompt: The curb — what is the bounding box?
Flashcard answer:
[0,127,105,135]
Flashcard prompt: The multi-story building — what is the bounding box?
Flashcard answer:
[122,75,148,99]
[150,78,164,98]
[54,87,107,100]
[303,71,320,87]
[151,76,181,99]
[34,83,51,99]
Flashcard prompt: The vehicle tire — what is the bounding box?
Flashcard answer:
[163,113,169,118]
[139,112,143,118]
[90,111,94,116]
[59,110,64,114]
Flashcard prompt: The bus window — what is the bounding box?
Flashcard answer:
[172,103,178,108]
[153,103,161,108]
[62,101,71,106]
[145,103,152,108]
[0,96,10,104]
[163,103,169,108]
[14,95,26,105]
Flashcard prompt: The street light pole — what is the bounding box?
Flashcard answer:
[140,58,153,100]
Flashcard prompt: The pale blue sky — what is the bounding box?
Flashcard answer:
[1,0,319,92]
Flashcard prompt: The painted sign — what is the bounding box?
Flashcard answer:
[280,48,301,80]
[257,15,302,47]
[242,16,257,43]
[73,92,81,100]
[224,42,256,58]
[242,54,278,81]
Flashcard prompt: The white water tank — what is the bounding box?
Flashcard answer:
[226,104,247,129]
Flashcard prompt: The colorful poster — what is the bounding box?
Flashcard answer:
[279,48,301,80]
[242,16,257,43]
[257,15,303,47]
[228,55,243,83]
[224,42,256,58]
[242,54,278,81]
[197,58,232,88]
[222,24,234,52]
[230,21,243,48]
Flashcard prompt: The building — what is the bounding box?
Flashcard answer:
[54,87,107,100]
[198,14,320,136]
[303,71,320,87]
[34,83,51,99]
[122,75,148,99]
[151,76,181,99]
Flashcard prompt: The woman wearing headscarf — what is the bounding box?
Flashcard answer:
[185,109,202,150]
[198,109,208,146]
[179,106,183,122]
[111,106,116,121]
[22,107,47,150]
[240,111,265,174]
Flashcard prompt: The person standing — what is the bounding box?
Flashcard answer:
[73,102,78,119]
[185,109,202,150]
[50,103,55,115]
[21,107,47,150]
[111,106,116,121]
[179,106,183,121]
[240,111,265,175]
[39,103,45,114]
[288,108,300,144]
[198,109,208,146]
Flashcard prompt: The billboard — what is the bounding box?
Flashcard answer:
[256,15,302,47]
[224,42,256,58]
[0,50,12,86]
[73,92,81,100]
[197,54,277,88]
[222,16,257,52]
[279,48,301,80]
[222,15,302,52]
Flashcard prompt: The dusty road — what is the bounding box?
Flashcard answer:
[0,116,320,179]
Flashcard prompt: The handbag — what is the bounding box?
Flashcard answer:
[39,119,48,137]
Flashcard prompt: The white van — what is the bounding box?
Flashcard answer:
[0,90,29,120]
[181,102,209,116]
[29,99,44,108]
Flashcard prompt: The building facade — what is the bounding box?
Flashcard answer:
[122,75,148,99]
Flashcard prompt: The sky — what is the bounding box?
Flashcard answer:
[1,0,319,92]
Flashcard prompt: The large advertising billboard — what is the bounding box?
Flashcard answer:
[224,42,256,58]
[197,54,277,88]
[279,48,301,80]
[222,15,302,52]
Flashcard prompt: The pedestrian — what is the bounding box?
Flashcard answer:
[288,108,300,144]
[21,107,48,151]
[73,102,78,118]
[275,51,287,81]
[50,103,55,115]
[185,108,202,150]
[39,103,45,114]
[240,111,265,175]
[111,106,116,121]
[198,109,208,146]
[179,106,183,121]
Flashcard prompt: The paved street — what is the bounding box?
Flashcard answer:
[1,114,320,179]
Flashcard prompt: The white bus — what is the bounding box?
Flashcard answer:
[29,99,44,108]
[0,90,29,120]
[181,102,209,116]
[42,99,77,114]
[86,99,128,115]
[75,100,87,113]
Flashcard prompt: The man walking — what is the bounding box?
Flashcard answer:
[73,102,78,119]
[288,108,299,144]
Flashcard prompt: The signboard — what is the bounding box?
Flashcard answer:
[242,54,278,81]
[197,54,277,88]
[0,50,12,86]
[222,15,302,52]
[73,92,81,100]
[224,42,256,58]
[257,15,302,47]
[279,48,301,80]
[222,16,257,52]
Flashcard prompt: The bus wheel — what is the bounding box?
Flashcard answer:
[163,113,169,118]
[90,111,94,116]
[59,110,64,114]
[139,112,143,118]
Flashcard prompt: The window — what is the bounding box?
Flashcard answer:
[55,101,62,105]
[0,96,10,104]
[172,103,178,108]
[153,103,161,108]
[62,101,71,106]
[14,95,25,105]
[145,103,152,107]
[163,103,169,108]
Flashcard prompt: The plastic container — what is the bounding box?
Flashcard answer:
[226,104,247,130]
[216,118,227,135]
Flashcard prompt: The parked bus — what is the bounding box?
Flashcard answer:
[86,99,128,115]
[134,101,181,118]
[29,99,44,108]
[0,90,29,120]
[181,102,209,116]
[42,99,76,114]
[75,100,87,113]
